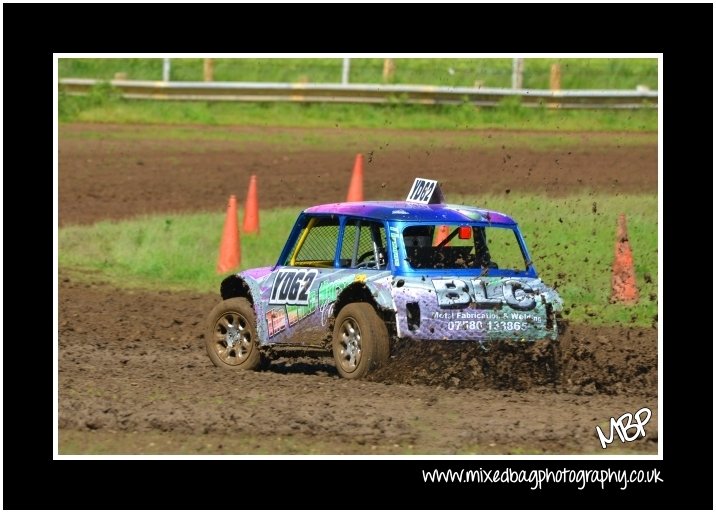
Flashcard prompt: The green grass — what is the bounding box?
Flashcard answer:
[59,93,657,132]
[59,208,300,292]
[59,121,656,152]
[59,57,658,90]
[58,194,657,327]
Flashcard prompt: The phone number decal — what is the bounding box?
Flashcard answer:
[446,320,534,331]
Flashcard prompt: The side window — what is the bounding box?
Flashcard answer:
[284,216,340,267]
[340,219,388,269]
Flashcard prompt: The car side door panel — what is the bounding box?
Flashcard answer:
[259,267,358,346]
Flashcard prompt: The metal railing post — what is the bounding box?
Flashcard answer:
[341,58,350,85]
[162,58,171,82]
[511,58,524,89]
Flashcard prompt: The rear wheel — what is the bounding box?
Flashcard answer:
[205,298,261,370]
[332,303,389,379]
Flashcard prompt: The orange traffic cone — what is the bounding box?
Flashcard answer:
[216,195,241,274]
[346,153,364,202]
[611,213,639,303]
[435,225,451,246]
[243,174,259,234]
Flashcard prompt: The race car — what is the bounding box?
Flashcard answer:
[206,178,563,379]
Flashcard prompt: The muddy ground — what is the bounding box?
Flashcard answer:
[58,124,658,454]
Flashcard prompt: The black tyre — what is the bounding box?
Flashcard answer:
[205,298,261,370]
[332,303,389,379]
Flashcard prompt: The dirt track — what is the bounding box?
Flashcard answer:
[59,274,657,454]
[58,124,656,226]
[58,124,658,454]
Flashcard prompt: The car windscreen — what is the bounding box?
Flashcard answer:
[402,224,528,272]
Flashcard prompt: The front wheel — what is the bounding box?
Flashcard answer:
[205,298,261,370]
[332,303,389,379]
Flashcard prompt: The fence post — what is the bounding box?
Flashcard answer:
[341,58,350,84]
[511,58,524,89]
[549,62,561,108]
[162,58,171,82]
[383,58,395,81]
[550,63,561,91]
[204,58,214,82]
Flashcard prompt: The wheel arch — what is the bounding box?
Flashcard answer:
[220,275,255,305]
[332,282,397,338]
[219,274,272,343]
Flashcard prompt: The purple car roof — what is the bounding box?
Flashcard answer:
[303,201,516,225]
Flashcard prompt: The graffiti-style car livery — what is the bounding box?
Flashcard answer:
[206,178,563,379]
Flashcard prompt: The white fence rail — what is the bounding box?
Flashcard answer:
[59,78,658,109]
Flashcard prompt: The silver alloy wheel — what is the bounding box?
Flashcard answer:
[213,311,252,365]
[337,316,362,372]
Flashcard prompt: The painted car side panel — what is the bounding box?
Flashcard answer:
[391,276,562,341]
[237,267,394,347]
[234,266,561,346]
